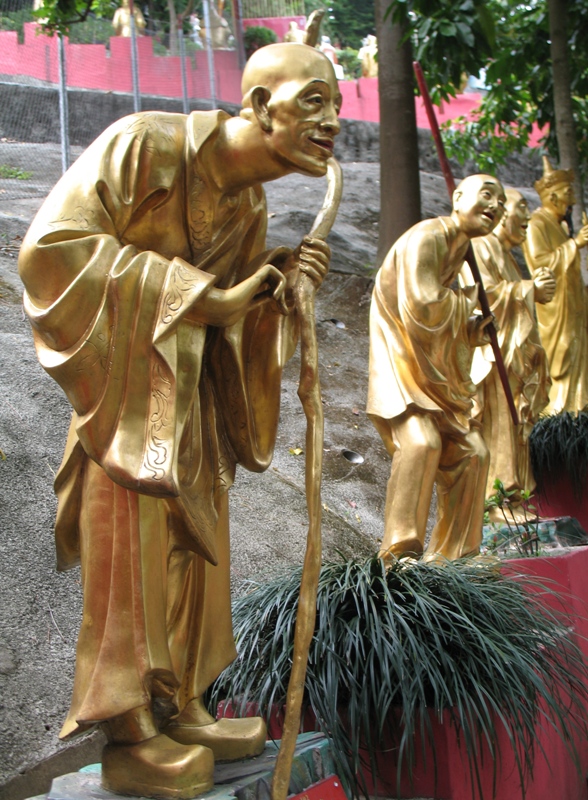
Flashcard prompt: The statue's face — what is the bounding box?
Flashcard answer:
[547,182,575,217]
[501,192,531,246]
[453,176,506,237]
[266,66,342,177]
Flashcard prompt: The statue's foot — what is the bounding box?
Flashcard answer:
[165,698,266,762]
[101,733,214,799]
[378,536,423,562]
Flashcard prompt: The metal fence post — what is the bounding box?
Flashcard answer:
[178,30,189,115]
[129,0,141,113]
[202,0,217,109]
[57,33,70,173]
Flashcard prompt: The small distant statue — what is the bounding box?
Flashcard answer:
[319,35,344,80]
[367,175,505,561]
[283,20,305,44]
[200,1,231,49]
[462,189,554,520]
[112,0,146,37]
[358,34,378,78]
[523,156,588,413]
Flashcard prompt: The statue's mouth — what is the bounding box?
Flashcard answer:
[309,136,334,154]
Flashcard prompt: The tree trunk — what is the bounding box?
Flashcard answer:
[167,0,178,55]
[375,0,421,265]
[547,0,584,246]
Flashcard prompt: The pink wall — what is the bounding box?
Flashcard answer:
[1,23,547,143]
[242,16,306,41]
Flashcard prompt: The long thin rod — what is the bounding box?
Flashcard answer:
[57,34,70,174]
[129,0,141,113]
[271,159,343,800]
[413,61,519,426]
[202,0,217,109]
[178,29,189,115]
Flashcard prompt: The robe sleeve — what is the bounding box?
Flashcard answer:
[398,227,478,412]
[18,115,217,498]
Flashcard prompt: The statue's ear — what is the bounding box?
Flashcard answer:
[452,188,462,210]
[250,85,273,132]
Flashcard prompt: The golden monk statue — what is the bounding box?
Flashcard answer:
[523,156,588,413]
[367,175,505,561]
[112,0,146,37]
[200,0,231,49]
[358,34,378,78]
[18,43,341,800]
[462,189,553,519]
[283,21,306,44]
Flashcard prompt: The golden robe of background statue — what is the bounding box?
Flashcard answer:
[18,43,341,800]
[367,175,505,561]
[112,0,146,37]
[523,156,588,414]
[462,189,553,517]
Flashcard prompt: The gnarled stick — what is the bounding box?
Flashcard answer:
[271,158,343,800]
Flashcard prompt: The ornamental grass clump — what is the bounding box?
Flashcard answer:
[212,557,588,799]
[529,410,588,499]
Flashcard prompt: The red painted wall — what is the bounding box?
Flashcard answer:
[2,22,550,142]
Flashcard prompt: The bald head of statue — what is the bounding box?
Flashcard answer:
[452,174,506,238]
[239,43,342,177]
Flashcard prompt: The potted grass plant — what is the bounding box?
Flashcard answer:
[529,411,588,530]
[210,556,588,799]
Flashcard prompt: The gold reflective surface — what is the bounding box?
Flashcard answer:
[112,0,146,36]
[523,157,588,413]
[18,43,341,798]
[368,175,506,561]
[462,190,552,517]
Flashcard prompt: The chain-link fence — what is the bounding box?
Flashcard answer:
[0,0,245,200]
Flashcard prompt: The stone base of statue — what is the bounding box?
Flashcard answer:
[27,732,343,800]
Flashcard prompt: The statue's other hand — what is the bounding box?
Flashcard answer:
[534,272,556,304]
[467,314,495,347]
[188,265,287,326]
[574,224,588,250]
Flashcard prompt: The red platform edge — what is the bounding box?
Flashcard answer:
[290,775,347,800]
[219,547,588,800]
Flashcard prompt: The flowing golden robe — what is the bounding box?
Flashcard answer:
[367,217,488,559]
[463,233,550,497]
[523,207,588,413]
[19,111,298,738]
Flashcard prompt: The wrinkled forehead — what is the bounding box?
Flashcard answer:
[242,44,338,102]
[458,174,504,196]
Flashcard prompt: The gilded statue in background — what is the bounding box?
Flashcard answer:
[112,0,146,37]
[358,35,378,78]
[523,156,588,414]
[462,189,553,519]
[18,43,341,800]
[368,175,505,561]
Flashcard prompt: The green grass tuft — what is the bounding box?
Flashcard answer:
[0,164,33,180]
[211,556,588,799]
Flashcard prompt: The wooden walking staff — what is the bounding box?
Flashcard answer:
[271,158,343,800]
[413,61,519,426]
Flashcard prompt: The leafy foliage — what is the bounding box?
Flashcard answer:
[484,479,540,557]
[31,0,116,35]
[389,0,495,103]
[243,24,277,57]
[530,411,588,499]
[390,0,588,180]
[212,556,588,798]
[313,0,375,50]
[0,164,33,179]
